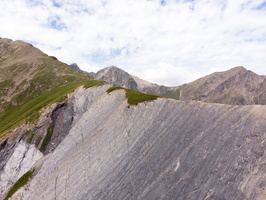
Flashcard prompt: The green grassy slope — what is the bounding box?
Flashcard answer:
[0,80,103,137]
[0,38,104,138]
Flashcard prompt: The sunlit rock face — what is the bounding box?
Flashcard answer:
[5,85,265,200]
[0,141,43,199]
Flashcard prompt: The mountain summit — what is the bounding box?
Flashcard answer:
[179,66,266,105]
[95,66,140,91]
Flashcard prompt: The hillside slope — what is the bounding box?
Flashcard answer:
[0,38,94,108]
[180,66,266,105]
[0,38,103,138]
[2,86,265,200]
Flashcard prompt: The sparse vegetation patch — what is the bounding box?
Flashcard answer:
[35,135,42,147]
[24,129,35,143]
[126,90,159,105]
[4,168,35,200]
[106,86,124,93]
[40,124,54,152]
[107,86,159,105]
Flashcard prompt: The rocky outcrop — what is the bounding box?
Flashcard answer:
[95,66,139,91]
[3,85,265,200]
[94,66,179,98]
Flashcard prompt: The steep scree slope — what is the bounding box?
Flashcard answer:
[5,86,266,200]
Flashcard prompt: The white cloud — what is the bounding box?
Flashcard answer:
[0,0,266,86]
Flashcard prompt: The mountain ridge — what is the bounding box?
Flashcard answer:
[93,65,266,105]
[0,38,265,200]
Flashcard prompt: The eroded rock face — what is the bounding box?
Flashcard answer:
[6,85,265,200]
[0,140,43,199]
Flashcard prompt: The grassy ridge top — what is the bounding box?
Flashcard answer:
[0,80,103,138]
[107,86,159,105]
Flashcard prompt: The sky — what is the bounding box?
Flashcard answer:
[0,0,266,86]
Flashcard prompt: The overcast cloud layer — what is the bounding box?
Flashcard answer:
[0,0,266,86]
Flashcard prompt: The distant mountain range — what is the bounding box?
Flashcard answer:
[0,38,265,200]
[90,65,266,105]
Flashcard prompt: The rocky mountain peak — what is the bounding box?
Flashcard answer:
[69,63,80,70]
[95,66,139,91]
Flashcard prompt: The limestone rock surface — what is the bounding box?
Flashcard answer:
[5,85,265,200]
[0,141,42,199]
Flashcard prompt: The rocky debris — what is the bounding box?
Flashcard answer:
[6,85,265,200]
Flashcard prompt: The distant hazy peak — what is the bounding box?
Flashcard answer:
[69,63,80,71]
[131,75,157,89]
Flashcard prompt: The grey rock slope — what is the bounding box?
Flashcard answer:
[94,66,140,90]
[5,85,265,200]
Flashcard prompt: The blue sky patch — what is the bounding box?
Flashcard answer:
[160,0,166,6]
[52,0,61,8]
[89,47,128,63]
[48,16,67,30]
[255,1,266,10]
[89,52,108,63]
[26,0,44,7]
